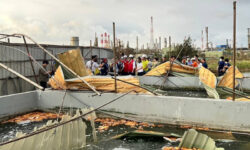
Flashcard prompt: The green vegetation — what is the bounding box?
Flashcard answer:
[207,59,250,73]
[164,37,198,60]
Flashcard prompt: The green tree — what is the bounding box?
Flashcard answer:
[167,37,198,61]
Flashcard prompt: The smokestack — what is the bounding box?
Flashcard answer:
[201,30,204,50]
[248,28,250,49]
[150,16,154,49]
[101,34,103,47]
[159,37,161,50]
[136,36,139,52]
[206,27,209,50]
[104,32,107,48]
[169,36,171,51]
[164,37,167,48]
[70,37,79,46]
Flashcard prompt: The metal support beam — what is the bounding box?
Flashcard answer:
[13,34,100,95]
[23,36,39,84]
[0,62,43,90]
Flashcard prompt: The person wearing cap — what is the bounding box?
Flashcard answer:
[128,54,136,75]
[141,54,149,73]
[121,55,129,75]
[191,58,198,68]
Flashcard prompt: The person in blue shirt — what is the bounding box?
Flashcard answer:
[201,58,208,68]
[100,58,109,75]
[218,56,225,76]
[223,58,231,73]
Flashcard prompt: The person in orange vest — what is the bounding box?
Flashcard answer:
[191,58,198,68]
[128,54,136,75]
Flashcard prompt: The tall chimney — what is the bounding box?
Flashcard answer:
[206,27,209,50]
[164,37,167,48]
[159,36,161,50]
[248,28,250,49]
[70,37,79,46]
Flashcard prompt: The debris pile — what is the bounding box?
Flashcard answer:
[162,147,200,150]
[95,118,164,132]
[2,112,61,124]
[0,109,96,150]
[49,49,150,94]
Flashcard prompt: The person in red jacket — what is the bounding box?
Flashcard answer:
[122,55,129,75]
[128,54,136,75]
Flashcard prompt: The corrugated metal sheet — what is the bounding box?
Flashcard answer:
[0,110,94,150]
[0,43,113,95]
[179,129,224,150]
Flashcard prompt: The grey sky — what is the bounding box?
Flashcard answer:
[0,0,249,48]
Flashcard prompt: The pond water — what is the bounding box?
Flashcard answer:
[1,117,250,150]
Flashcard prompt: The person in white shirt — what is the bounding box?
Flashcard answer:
[136,57,144,76]
[86,55,100,74]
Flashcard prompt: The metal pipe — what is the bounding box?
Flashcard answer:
[233,1,237,101]
[23,36,39,84]
[13,34,100,95]
[0,62,44,90]
[113,22,117,93]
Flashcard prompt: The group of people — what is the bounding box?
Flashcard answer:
[181,55,208,69]
[86,54,160,76]
[38,54,231,89]
[218,56,231,76]
[85,54,212,77]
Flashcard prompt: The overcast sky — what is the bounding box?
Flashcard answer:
[0,0,249,48]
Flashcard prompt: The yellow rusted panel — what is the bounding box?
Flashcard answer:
[48,66,67,90]
[199,67,217,89]
[49,67,149,94]
[57,49,89,77]
[66,77,150,94]
[145,61,196,76]
[218,66,244,89]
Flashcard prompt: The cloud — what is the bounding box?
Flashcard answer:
[0,0,249,48]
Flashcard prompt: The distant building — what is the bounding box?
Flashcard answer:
[216,45,228,51]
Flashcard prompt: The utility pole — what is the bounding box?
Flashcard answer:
[206,27,209,50]
[232,1,237,101]
[113,22,117,93]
